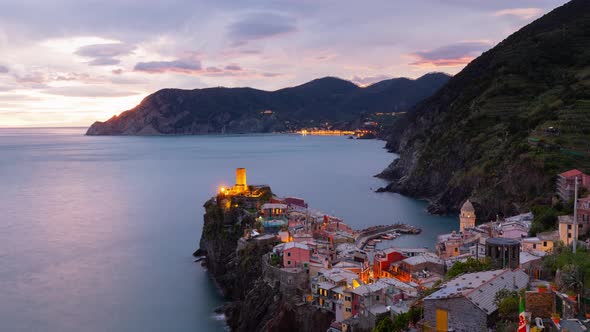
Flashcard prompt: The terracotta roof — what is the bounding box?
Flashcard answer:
[560,169,583,178]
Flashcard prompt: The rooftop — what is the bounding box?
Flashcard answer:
[559,169,584,178]
[261,203,288,210]
[284,242,310,251]
[558,215,575,224]
[537,230,559,241]
[402,253,444,266]
[425,269,529,314]
[486,237,520,246]
[461,200,475,213]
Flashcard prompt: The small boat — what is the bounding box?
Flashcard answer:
[373,239,382,243]
[381,234,394,240]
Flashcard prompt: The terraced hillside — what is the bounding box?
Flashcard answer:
[380,0,590,220]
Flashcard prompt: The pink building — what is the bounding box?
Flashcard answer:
[557,169,590,202]
[283,242,311,268]
[579,196,590,224]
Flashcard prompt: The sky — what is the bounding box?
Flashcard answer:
[0,0,568,127]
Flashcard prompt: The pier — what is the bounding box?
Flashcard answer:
[355,223,421,249]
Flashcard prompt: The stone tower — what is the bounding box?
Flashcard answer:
[459,200,476,233]
[235,168,247,193]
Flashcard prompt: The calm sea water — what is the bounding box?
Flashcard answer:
[0,127,455,332]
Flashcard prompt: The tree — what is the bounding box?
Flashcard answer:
[373,313,411,332]
[497,295,519,321]
[391,313,410,332]
[543,247,590,289]
[373,317,394,332]
[560,264,584,293]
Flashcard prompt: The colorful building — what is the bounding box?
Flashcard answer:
[372,248,406,279]
[283,242,311,268]
[556,169,590,202]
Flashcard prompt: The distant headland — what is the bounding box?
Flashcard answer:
[85,73,450,136]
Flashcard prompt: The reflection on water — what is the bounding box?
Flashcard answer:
[0,128,455,332]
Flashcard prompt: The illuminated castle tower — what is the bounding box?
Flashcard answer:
[459,200,476,233]
[234,168,248,193]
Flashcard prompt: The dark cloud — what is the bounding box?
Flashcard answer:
[351,75,391,86]
[75,43,135,66]
[76,43,135,58]
[88,57,120,66]
[224,64,242,71]
[134,59,202,74]
[0,65,9,73]
[262,72,282,77]
[206,66,222,73]
[227,12,297,44]
[410,41,492,67]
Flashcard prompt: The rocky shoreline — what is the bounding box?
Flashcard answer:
[195,198,334,332]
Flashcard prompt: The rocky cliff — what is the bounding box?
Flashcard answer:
[197,198,333,332]
[379,0,590,220]
[86,73,450,135]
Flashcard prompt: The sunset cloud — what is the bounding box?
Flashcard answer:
[134,59,202,74]
[227,12,297,45]
[351,75,391,86]
[0,0,563,126]
[493,8,543,20]
[42,86,140,98]
[224,64,242,71]
[75,43,136,66]
[410,41,492,67]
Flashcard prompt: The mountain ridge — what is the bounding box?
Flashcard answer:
[85,73,451,135]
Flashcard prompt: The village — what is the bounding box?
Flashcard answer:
[212,168,590,332]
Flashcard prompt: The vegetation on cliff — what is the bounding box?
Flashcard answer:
[198,198,334,331]
[86,73,450,135]
[380,0,590,219]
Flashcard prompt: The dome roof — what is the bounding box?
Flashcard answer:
[461,200,475,213]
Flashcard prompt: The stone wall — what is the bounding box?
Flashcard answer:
[262,253,309,296]
[424,297,487,332]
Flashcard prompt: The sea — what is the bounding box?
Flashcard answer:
[0,127,456,332]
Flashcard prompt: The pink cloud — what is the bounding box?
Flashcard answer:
[409,41,491,68]
[493,8,543,20]
[134,59,202,74]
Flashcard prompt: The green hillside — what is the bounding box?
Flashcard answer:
[380,0,590,220]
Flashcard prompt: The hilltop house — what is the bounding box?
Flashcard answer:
[556,169,590,202]
[423,269,529,332]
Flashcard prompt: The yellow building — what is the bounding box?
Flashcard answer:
[522,230,559,253]
[459,200,476,233]
[343,288,353,320]
[558,214,589,246]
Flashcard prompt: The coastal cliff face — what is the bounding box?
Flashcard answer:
[379,0,590,219]
[86,73,450,135]
[198,199,334,332]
